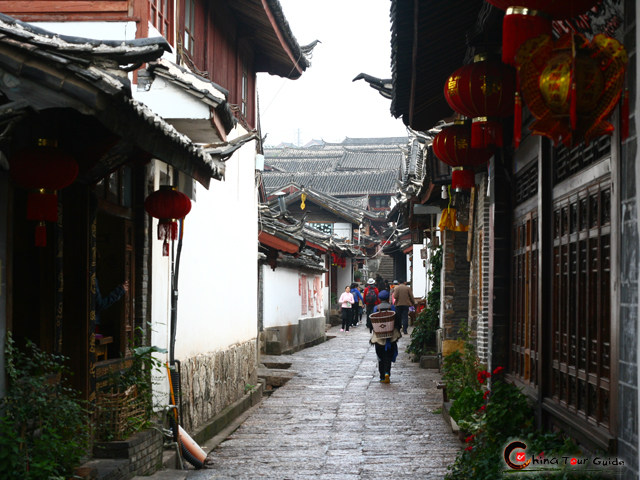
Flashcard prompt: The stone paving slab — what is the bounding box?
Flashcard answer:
[186,324,460,479]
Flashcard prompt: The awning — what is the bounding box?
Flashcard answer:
[258,231,302,254]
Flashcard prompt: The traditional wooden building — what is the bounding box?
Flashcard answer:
[379,0,639,475]
[1,0,312,473]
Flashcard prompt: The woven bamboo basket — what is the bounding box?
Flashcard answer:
[95,385,145,440]
[370,310,396,339]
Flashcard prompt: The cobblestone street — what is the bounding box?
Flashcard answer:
[188,324,461,480]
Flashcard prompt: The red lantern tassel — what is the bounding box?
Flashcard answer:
[472,119,503,149]
[27,192,58,222]
[158,221,179,241]
[514,91,523,148]
[35,222,47,247]
[621,88,630,141]
[502,9,551,67]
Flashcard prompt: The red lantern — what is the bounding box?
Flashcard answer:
[486,0,600,66]
[144,186,192,256]
[444,56,516,149]
[10,141,78,247]
[516,33,627,147]
[432,122,495,190]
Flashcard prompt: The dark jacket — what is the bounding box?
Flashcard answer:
[95,278,125,325]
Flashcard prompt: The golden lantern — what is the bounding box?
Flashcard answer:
[516,33,627,147]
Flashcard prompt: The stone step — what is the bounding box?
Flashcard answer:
[259,355,292,370]
[257,367,297,388]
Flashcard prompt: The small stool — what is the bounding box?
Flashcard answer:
[95,336,113,362]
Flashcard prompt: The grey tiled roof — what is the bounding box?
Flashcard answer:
[263,170,398,196]
[268,148,343,159]
[338,150,404,170]
[267,159,337,172]
[341,136,408,145]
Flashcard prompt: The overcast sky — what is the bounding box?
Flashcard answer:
[257,0,407,147]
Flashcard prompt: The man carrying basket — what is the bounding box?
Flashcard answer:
[370,290,401,384]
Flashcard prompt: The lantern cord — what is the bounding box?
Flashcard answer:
[447,185,452,212]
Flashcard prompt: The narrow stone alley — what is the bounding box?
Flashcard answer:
[188,324,461,479]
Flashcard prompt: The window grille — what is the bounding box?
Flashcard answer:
[511,212,539,388]
[551,183,611,428]
[515,160,538,206]
[553,136,611,185]
[149,0,173,43]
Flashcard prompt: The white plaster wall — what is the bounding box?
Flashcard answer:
[30,21,136,40]
[262,265,325,329]
[412,243,427,299]
[132,78,210,120]
[174,127,258,358]
[334,223,352,241]
[150,128,258,403]
[336,257,353,292]
[149,162,173,405]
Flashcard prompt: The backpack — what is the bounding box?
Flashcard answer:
[365,288,377,305]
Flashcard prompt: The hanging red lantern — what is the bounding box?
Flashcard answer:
[444,56,516,149]
[10,140,78,247]
[144,186,192,256]
[486,0,600,66]
[432,122,495,190]
[516,33,627,147]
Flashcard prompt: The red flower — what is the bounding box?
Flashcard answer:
[477,370,491,384]
[465,434,475,443]
[480,405,486,411]
[493,366,505,375]
[483,390,491,400]
[465,445,473,451]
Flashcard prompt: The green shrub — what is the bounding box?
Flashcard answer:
[0,333,89,479]
[445,369,609,479]
[441,326,482,401]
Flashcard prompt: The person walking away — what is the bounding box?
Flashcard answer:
[390,280,399,305]
[363,278,379,333]
[350,283,363,327]
[338,286,354,332]
[392,279,415,334]
[371,290,401,383]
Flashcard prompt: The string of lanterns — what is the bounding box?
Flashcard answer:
[433,0,628,198]
[9,140,78,247]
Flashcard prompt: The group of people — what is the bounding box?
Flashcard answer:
[337,275,416,384]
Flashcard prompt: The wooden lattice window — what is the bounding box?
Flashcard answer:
[241,58,249,117]
[553,136,611,185]
[149,0,173,43]
[511,212,539,387]
[184,0,196,55]
[515,160,538,206]
[551,182,611,428]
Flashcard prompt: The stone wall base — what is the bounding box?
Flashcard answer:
[180,339,258,432]
[263,316,326,355]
